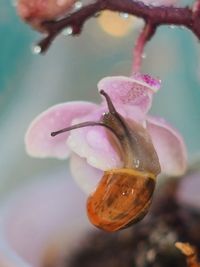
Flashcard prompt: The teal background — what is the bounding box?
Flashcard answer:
[0,0,200,196]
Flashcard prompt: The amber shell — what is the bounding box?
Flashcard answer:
[87,168,156,232]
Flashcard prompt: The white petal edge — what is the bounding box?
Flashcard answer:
[147,116,187,176]
[70,153,103,195]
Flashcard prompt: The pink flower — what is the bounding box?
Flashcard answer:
[0,170,89,267]
[17,0,76,31]
[25,74,187,194]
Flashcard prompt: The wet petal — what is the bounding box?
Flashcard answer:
[147,116,187,176]
[70,154,102,194]
[67,108,123,171]
[25,102,97,159]
[0,169,89,267]
[98,74,161,113]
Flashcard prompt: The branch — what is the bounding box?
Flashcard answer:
[36,0,200,54]
[132,22,156,73]
[193,0,200,19]
[38,0,105,53]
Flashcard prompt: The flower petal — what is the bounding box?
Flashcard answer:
[98,74,161,113]
[25,102,97,159]
[0,169,89,267]
[177,170,200,210]
[147,116,187,176]
[67,108,123,171]
[70,153,102,194]
[17,0,76,31]
[0,240,30,267]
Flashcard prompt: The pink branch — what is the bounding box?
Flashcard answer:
[132,23,156,73]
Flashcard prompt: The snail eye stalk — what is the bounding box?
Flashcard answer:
[51,121,108,137]
[99,90,117,114]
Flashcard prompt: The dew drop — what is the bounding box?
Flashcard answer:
[134,159,140,168]
[119,12,129,19]
[142,120,147,128]
[94,12,101,18]
[142,53,146,59]
[74,1,82,10]
[32,45,41,55]
[62,26,73,36]
[150,2,157,6]
[169,24,176,29]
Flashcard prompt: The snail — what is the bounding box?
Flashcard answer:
[51,90,161,232]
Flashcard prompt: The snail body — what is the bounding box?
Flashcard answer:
[51,90,161,232]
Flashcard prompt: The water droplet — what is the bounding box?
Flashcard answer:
[62,26,73,36]
[74,1,82,10]
[142,120,147,128]
[32,45,41,55]
[94,12,101,18]
[134,159,140,168]
[142,53,146,59]
[119,12,129,19]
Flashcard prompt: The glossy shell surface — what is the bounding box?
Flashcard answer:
[87,168,155,232]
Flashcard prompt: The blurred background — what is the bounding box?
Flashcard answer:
[0,0,200,265]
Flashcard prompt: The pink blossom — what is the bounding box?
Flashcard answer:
[25,74,187,193]
[0,170,89,267]
[17,0,76,31]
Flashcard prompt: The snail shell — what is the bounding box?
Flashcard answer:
[87,168,155,232]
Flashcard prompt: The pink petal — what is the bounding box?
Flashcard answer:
[67,107,123,171]
[1,170,89,267]
[132,73,161,91]
[177,170,200,210]
[147,116,187,176]
[17,0,76,31]
[25,102,97,159]
[0,242,30,267]
[70,154,103,194]
[98,74,161,113]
